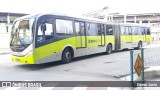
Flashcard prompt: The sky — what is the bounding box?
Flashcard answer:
[0,0,160,15]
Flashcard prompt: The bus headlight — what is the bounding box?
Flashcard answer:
[25,50,33,57]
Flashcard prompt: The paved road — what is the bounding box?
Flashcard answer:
[0,34,10,49]
[0,50,132,81]
[1,45,160,90]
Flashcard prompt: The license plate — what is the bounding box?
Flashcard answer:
[15,58,20,62]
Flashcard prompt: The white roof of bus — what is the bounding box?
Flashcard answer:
[39,12,112,23]
[16,12,112,24]
[14,12,151,27]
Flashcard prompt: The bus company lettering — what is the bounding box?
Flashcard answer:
[88,39,97,43]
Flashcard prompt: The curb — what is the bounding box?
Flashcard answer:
[0,52,10,55]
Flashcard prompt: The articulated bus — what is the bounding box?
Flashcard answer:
[10,13,151,64]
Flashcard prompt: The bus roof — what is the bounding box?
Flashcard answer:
[15,12,113,24]
[14,12,151,27]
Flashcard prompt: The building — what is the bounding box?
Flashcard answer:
[0,12,28,33]
[0,12,28,24]
[111,13,160,26]
[111,13,160,42]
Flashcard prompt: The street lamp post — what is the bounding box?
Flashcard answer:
[82,6,109,21]
[124,14,126,23]
[109,13,119,22]
[102,6,109,21]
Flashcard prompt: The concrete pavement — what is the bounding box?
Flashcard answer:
[0,33,10,54]
[1,39,160,90]
[0,45,160,90]
[0,48,10,55]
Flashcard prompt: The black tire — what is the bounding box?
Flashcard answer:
[106,44,112,54]
[62,48,73,64]
[138,41,142,49]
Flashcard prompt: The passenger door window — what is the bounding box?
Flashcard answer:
[36,17,54,44]
[75,21,86,48]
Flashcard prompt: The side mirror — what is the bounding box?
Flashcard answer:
[41,23,46,32]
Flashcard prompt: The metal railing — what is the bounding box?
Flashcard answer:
[130,46,160,82]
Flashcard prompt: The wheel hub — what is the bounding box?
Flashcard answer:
[66,52,71,59]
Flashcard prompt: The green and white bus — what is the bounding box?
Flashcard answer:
[10,13,151,64]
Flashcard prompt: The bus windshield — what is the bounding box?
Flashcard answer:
[10,18,34,47]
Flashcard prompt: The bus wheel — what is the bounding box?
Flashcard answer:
[106,44,112,54]
[62,48,73,64]
[138,41,142,49]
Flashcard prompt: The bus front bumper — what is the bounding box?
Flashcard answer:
[11,54,35,64]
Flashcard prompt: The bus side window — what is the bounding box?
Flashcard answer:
[97,24,101,35]
[75,22,80,35]
[75,22,85,36]
[106,25,113,35]
[125,26,132,35]
[147,28,151,35]
[37,18,54,43]
[87,23,97,36]
[142,28,146,35]
[132,27,138,35]
[56,19,73,35]
[120,26,125,35]
[137,27,142,35]
[125,27,129,35]
[80,22,85,35]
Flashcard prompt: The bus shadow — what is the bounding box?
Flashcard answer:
[15,61,62,71]
[15,49,135,71]
[72,53,105,62]
[72,49,134,62]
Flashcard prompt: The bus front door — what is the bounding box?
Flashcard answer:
[98,24,105,46]
[75,22,86,48]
